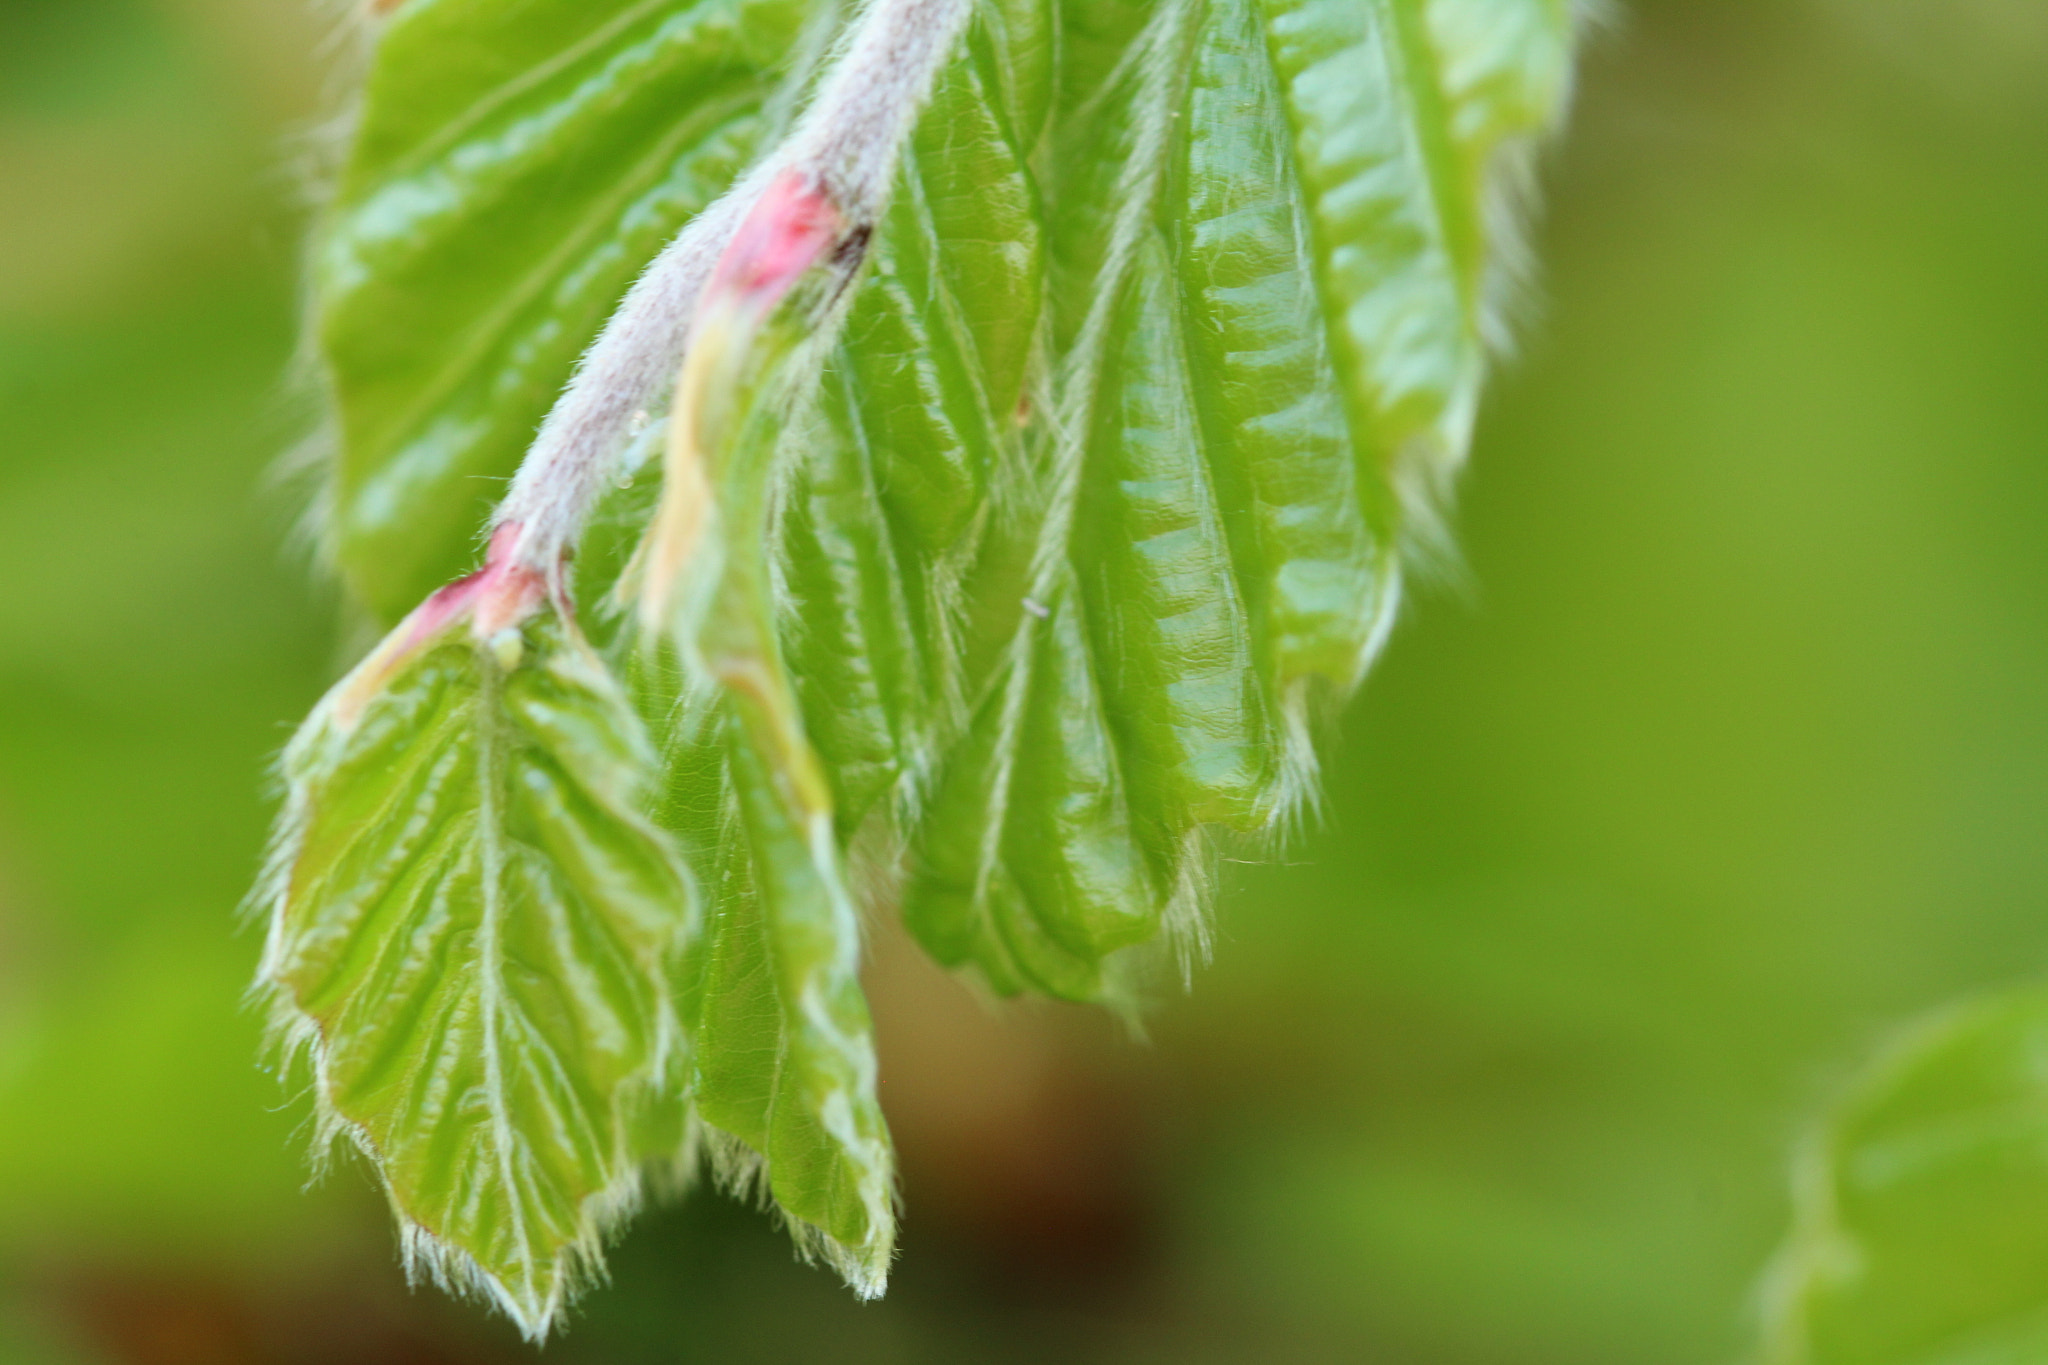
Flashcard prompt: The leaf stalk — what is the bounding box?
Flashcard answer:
[493,0,974,590]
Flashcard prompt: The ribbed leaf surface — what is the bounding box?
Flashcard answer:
[289,0,1583,1330]
[646,368,898,1288]
[319,0,1576,987]
[256,615,691,1336]
[780,0,1580,997]
[675,717,895,1288]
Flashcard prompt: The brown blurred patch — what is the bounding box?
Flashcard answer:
[36,1260,513,1365]
[863,918,1162,1300]
[60,1273,260,1365]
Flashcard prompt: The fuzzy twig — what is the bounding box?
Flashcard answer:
[492,0,974,587]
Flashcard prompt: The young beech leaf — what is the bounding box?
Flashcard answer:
[606,638,899,1295]
[316,0,1582,990]
[778,0,1585,999]
[254,602,694,1339]
[1762,987,2048,1365]
[666,705,896,1291]
[284,0,1587,1328]
[777,0,1051,844]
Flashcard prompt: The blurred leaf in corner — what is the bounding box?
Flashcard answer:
[1764,988,2048,1365]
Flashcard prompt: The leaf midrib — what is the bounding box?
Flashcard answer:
[469,646,540,1306]
[966,0,1208,907]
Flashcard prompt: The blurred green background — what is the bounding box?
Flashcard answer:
[3,1,2046,1361]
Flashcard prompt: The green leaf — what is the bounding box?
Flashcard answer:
[777,13,1051,839]
[1763,987,2048,1365]
[291,0,1584,1326]
[777,0,1582,997]
[644,321,899,1287]
[672,710,896,1290]
[318,0,822,622]
[255,609,693,1338]
[317,0,1580,987]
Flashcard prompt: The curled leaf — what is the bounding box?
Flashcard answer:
[642,241,901,1292]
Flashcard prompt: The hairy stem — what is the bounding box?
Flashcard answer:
[494,0,974,583]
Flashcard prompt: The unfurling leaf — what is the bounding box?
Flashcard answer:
[640,200,899,1284]
[1763,987,2048,1365]
[255,604,693,1337]
[268,0,1587,1333]
[670,708,896,1292]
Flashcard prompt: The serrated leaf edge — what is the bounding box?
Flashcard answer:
[249,612,689,1341]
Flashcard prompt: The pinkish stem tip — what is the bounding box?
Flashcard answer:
[708,172,846,314]
[403,524,547,653]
